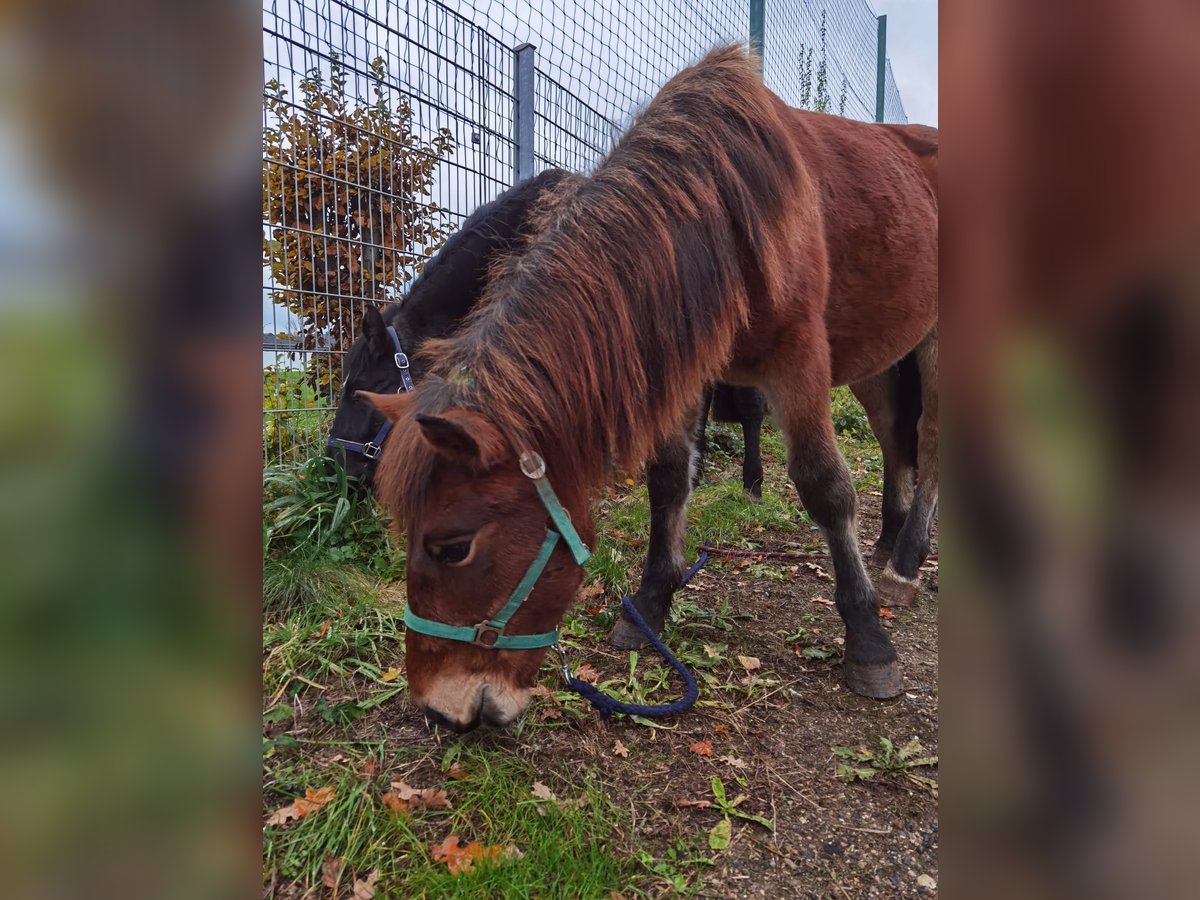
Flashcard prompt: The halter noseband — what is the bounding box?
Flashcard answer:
[403,451,591,650]
[326,324,414,459]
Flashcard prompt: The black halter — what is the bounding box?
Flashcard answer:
[326,325,413,460]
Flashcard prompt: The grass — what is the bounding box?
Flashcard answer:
[264,742,637,897]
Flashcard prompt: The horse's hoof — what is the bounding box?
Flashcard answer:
[843,659,904,699]
[608,616,651,650]
[744,489,763,504]
[878,566,920,607]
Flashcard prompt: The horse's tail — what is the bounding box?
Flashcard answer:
[893,349,923,468]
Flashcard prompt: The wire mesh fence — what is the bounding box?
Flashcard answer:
[262,0,911,464]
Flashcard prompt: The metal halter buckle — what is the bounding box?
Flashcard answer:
[362,442,382,459]
[519,451,546,480]
[394,352,410,369]
[471,623,501,648]
[551,642,572,682]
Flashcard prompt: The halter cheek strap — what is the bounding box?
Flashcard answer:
[403,452,591,650]
[326,324,412,458]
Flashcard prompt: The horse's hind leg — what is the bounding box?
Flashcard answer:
[851,358,919,567]
[769,375,902,699]
[879,331,938,608]
[609,418,697,649]
[737,388,767,499]
[692,386,713,489]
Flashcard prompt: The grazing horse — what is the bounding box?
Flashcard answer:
[331,176,932,590]
[363,47,938,729]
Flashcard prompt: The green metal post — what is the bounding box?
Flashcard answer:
[875,15,887,122]
[749,0,765,75]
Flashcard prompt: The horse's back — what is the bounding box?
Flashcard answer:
[782,110,939,384]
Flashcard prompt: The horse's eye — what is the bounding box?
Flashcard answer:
[432,540,473,566]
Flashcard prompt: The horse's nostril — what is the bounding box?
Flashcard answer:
[423,705,480,734]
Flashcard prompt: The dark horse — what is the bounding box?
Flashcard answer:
[363,46,938,730]
[325,167,573,483]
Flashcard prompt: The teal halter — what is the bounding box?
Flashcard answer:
[403,451,591,649]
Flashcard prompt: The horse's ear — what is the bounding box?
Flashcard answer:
[415,409,506,468]
[360,304,389,355]
[356,390,411,423]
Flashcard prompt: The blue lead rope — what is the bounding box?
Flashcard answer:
[559,547,709,720]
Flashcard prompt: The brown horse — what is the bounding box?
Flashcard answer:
[365,46,938,731]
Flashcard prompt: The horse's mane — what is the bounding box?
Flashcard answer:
[380,46,805,519]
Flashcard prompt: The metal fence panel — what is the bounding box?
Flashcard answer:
[263,0,912,463]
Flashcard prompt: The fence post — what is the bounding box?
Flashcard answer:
[749,0,765,74]
[874,15,887,122]
[513,43,536,183]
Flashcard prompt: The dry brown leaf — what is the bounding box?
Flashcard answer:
[430,835,513,875]
[718,755,748,769]
[316,620,331,638]
[321,856,345,889]
[538,705,563,721]
[381,791,409,815]
[531,781,556,801]
[351,869,380,899]
[879,607,895,619]
[713,723,731,735]
[360,759,381,777]
[573,663,601,684]
[390,779,451,811]
[810,595,835,606]
[266,785,335,825]
[380,666,402,682]
[612,739,630,758]
[529,684,555,700]
[804,562,833,581]
[445,762,470,781]
[736,655,761,671]
[678,798,713,808]
[688,740,714,757]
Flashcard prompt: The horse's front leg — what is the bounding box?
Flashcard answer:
[609,419,697,649]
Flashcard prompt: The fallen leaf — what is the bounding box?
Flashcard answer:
[713,723,731,736]
[624,478,635,487]
[390,779,452,811]
[578,582,604,601]
[573,663,600,684]
[703,645,721,658]
[360,759,381,777]
[266,785,335,826]
[809,595,835,606]
[689,740,714,757]
[322,856,345,889]
[736,655,761,672]
[538,706,563,721]
[351,869,380,898]
[879,607,895,619]
[316,620,331,639]
[381,791,409,815]
[612,739,630,758]
[718,755,748,769]
[804,562,833,581]
[529,684,555,700]
[678,798,712,808]
[709,816,732,850]
[531,781,557,802]
[430,835,512,875]
[445,762,470,781]
[380,666,402,682]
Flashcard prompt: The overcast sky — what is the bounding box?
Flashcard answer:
[872,0,938,126]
